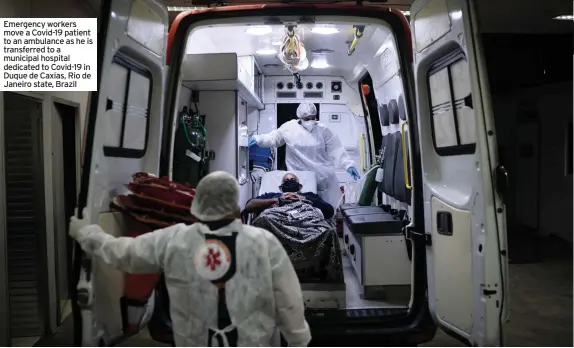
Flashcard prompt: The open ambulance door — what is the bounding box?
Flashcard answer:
[409,0,509,345]
[73,0,168,346]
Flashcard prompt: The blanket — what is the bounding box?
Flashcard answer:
[252,199,343,283]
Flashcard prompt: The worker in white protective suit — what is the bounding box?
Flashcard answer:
[249,102,360,208]
[68,171,311,347]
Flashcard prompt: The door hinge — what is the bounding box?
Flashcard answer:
[406,228,432,246]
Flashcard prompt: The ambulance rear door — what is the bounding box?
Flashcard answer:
[409,0,509,345]
[73,0,169,345]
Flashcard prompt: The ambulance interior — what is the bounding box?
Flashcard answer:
[87,14,428,346]
[68,2,512,345]
[172,19,414,311]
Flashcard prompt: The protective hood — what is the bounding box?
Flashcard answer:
[296,102,317,118]
[190,171,240,221]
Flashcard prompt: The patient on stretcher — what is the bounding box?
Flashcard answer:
[247,173,343,283]
[244,173,334,219]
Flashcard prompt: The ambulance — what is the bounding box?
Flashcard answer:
[72,0,509,345]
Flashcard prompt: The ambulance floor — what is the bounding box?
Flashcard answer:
[33,236,572,347]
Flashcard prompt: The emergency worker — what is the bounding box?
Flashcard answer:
[68,171,310,347]
[249,102,360,208]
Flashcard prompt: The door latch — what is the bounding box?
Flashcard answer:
[406,227,432,246]
[436,211,453,236]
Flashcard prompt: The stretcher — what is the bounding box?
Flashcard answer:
[107,173,197,338]
[255,170,347,309]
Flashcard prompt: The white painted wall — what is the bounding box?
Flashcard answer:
[177,85,192,112]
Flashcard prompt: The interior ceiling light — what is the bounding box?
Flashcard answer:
[311,26,339,35]
[401,10,410,16]
[271,40,283,46]
[256,48,277,55]
[311,59,330,69]
[246,26,273,35]
[553,15,573,20]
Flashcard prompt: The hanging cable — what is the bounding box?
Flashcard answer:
[347,25,365,56]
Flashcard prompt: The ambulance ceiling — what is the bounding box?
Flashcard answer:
[162,0,573,34]
[185,23,385,77]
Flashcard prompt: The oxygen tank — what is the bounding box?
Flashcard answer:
[358,164,380,206]
[173,107,207,186]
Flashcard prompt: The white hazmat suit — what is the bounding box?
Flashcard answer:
[69,171,311,347]
[253,102,355,208]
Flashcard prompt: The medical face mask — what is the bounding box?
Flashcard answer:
[300,120,317,132]
[280,180,300,193]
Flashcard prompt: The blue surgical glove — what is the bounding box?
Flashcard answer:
[347,167,361,180]
[248,136,257,147]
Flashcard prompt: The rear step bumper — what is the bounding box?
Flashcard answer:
[306,306,437,346]
[307,307,408,326]
[147,306,436,346]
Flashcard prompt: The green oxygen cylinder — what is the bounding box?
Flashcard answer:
[358,164,380,206]
[173,107,207,187]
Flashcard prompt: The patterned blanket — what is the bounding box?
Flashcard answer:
[252,199,343,283]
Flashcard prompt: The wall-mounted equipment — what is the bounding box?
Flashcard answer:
[277,91,297,99]
[329,113,341,122]
[181,53,264,110]
[331,81,342,93]
[304,91,324,99]
[273,79,327,101]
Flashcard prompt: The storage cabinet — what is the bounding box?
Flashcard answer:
[182,53,264,110]
[342,211,412,298]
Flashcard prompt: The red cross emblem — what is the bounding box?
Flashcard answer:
[204,247,221,271]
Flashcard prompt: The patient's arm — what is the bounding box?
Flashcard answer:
[300,192,335,219]
[244,192,281,214]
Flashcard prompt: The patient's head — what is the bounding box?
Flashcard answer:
[280,173,303,193]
